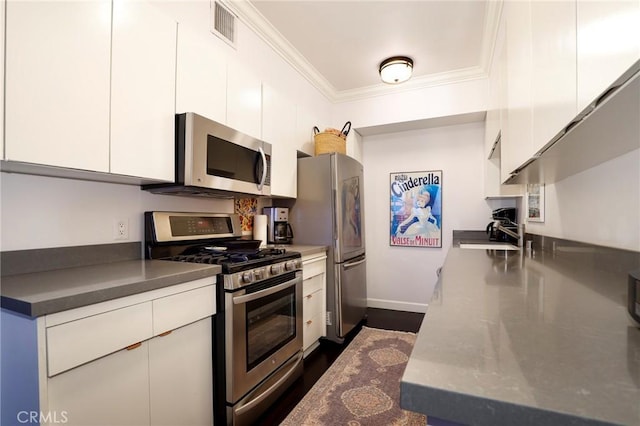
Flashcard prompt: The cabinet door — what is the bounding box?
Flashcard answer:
[577,0,640,112]
[531,0,577,153]
[149,319,213,426]
[262,84,297,198]
[484,13,504,159]
[176,27,227,123]
[302,276,325,351]
[1,1,5,159]
[302,253,327,353]
[4,1,111,171]
[47,342,150,426]
[226,61,262,139]
[110,0,177,181]
[503,0,533,178]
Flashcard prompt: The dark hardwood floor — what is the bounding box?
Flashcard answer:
[255,308,425,425]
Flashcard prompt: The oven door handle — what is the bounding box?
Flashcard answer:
[232,277,300,305]
[234,351,303,418]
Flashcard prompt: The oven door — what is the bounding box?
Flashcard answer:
[225,271,303,404]
[183,112,272,196]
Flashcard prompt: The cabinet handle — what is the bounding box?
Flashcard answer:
[126,342,142,351]
[158,330,172,337]
[306,294,313,299]
[306,320,313,325]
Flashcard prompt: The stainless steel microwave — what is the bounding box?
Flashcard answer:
[144,113,271,198]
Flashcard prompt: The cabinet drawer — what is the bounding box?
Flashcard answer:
[303,312,325,350]
[302,255,326,280]
[303,288,324,321]
[303,273,324,296]
[46,302,153,377]
[152,285,215,335]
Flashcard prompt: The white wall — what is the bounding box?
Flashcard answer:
[525,149,640,251]
[363,121,500,312]
[0,173,232,251]
[332,78,487,130]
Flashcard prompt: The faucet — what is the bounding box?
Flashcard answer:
[497,223,524,247]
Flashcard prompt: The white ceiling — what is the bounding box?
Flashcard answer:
[232,0,500,102]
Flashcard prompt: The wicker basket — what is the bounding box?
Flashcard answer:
[313,122,351,155]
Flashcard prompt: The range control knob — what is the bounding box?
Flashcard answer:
[270,264,282,275]
[254,268,265,280]
[285,261,296,271]
[242,271,254,284]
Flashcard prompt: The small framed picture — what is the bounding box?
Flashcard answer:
[527,184,545,222]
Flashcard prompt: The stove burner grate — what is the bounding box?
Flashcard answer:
[165,247,289,266]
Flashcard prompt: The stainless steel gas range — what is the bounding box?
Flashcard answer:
[145,211,303,426]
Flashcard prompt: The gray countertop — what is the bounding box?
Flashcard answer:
[401,247,640,426]
[1,260,220,317]
[0,242,323,318]
[284,244,328,257]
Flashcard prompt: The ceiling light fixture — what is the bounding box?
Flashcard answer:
[379,56,414,84]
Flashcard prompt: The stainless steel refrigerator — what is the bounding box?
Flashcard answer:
[291,153,367,344]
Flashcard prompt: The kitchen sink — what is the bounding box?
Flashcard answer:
[459,243,519,250]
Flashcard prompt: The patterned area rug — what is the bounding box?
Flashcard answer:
[281,327,427,426]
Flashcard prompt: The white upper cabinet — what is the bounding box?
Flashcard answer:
[110,0,177,181]
[4,0,177,182]
[484,13,503,160]
[485,11,522,198]
[577,0,640,112]
[262,84,297,198]
[226,60,262,140]
[4,1,111,172]
[531,0,577,154]
[176,27,227,124]
[502,0,533,179]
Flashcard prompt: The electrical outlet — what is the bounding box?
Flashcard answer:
[114,218,129,240]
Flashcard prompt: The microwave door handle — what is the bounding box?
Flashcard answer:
[257,146,267,190]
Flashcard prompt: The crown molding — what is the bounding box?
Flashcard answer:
[332,66,487,103]
[227,0,338,101]
[228,0,498,104]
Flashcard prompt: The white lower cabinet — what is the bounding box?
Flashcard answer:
[301,251,327,357]
[0,278,215,426]
[47,318,213,426]
[48,341,151,426]
[149,318,213,426]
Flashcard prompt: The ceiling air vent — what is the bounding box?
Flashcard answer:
[211,1,236,47]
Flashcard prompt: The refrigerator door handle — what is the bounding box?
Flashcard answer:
[332,188,338,240]
[343,258,366,269]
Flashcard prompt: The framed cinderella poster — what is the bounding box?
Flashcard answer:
[389,170,442,247]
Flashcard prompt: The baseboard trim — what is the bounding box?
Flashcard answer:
[367,298,428,313]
